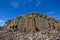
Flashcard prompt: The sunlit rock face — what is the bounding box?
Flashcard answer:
[0,12,60,40]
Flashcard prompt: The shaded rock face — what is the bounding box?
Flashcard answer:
[0,12,60,40]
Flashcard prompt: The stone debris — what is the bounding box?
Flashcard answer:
[0,12,60,40]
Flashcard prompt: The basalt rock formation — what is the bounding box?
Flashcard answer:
[0,12,60,40]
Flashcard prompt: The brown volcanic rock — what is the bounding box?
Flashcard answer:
[0,12,60,40]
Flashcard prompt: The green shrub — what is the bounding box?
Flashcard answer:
[0,26,3,30]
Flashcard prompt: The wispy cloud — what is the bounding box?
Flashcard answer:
[0,20,5,26]
[46,12,54,14]
[0,20,3,23]
[11,1,19,8]
[36,0,41,7]
[27,0,41,7]
[36,2,41,7]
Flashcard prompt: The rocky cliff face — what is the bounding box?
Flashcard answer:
[0,12,60,40]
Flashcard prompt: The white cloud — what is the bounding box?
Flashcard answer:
[0,20,3,23]
[46,12,54,14]
[0,20,5,26]
[11,1,19,8]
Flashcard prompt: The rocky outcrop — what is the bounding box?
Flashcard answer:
[0,12,60,40]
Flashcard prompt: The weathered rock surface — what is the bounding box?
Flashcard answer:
[0,12,60,40]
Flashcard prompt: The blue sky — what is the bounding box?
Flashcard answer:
[0,0,60,26]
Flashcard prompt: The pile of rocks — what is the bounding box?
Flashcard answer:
[0,12,60,40]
